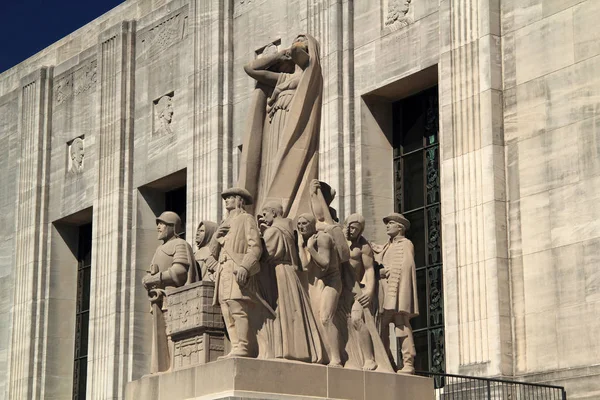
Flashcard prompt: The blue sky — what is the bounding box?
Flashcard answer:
[0,0,124,73]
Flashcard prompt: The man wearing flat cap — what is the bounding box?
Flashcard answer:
[143,211,198,373]
[210,187,266,358]
[376,212,419,374]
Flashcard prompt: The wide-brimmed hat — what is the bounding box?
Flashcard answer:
[383,212,410,231]
[221,187,254,205]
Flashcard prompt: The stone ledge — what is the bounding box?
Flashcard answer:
[125,357,434,400]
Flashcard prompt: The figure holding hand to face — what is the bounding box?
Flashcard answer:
[258,201,324,363]
[297,213,343,367]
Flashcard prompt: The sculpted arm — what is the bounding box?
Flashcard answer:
[298,235,310,269]
[160,243,190,287]
[404,240,416,266]
[243,50,287,87]
[309,180,334,229]
[307,234,332,272]
[209,235,221,260]
[263,227,283,262]
[361,242,376,299]
[241,216,263,276]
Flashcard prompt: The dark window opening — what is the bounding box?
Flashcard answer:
[392,85,444,374]
[73,223,92,400]
[165,186,187,240]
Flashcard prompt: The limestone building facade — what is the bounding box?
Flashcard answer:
[0,0,599,399]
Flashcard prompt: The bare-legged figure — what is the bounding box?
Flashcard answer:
[297,213,343,367]
[345,213,377,371]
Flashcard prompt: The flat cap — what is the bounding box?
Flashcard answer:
[383,212,410,231]
[221,187,254,205]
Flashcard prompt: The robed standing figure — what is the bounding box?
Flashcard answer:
[239,34,322,218]
[258,201,324,363]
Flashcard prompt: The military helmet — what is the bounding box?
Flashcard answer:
[156,211,183,236]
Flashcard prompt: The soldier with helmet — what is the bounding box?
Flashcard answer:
[375,212,419,374]
[142,211,198,373]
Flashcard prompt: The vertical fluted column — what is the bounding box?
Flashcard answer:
[439,0,510,377]
[308,0,355,221]
[87,21,135,400]
[7,67,52,399]
[190,0,233,224]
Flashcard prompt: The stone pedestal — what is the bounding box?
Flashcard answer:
[166,281,226,370]
[125,357,434,400]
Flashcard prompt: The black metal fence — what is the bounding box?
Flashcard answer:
[416,371,567,400]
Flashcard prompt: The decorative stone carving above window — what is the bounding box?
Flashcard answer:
[138,6,189,58]
[54,59,97,106]
[384,0,414,32]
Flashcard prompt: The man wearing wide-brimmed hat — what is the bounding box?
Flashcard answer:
[210,187,268,358]
[375,212,419,374]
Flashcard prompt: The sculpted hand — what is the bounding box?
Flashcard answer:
[278,49,292,61]
[310,179,321,195]
[356,293,371,308]
[142,273,160,290]
[234,266,249,287]
[380,267,389,279]
[216,225,230,239]
[307,235,317,249]
[257,215,268,235]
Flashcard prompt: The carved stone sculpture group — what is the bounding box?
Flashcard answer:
[141,34,419,375]
[142,187,418,375]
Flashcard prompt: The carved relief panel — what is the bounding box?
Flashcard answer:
[50,55,98,218]
[54,59,97,107]
[153,92,174,136]
[67,136,85,174]
[138,6,189,59]
[383,0,414,32]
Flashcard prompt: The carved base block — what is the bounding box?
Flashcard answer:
[172,332,226,371]
[125,358,434,400]
[166,281,226,370]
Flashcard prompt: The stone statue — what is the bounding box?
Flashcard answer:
[297,213,343,367]
[194,220,218,281]
[156,95,174,135]
[210,187,274,358]
[142,211,198,373]
[257,201,324,363]
[344,213,378,370]
[69,137,84,174]
[374,213,419,374]
[238,34,322,218]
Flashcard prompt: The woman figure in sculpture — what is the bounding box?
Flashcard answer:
[194,220,218,281]
[239,34,323,218]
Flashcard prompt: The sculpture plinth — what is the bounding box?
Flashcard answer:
[165,281,226,369]
[125,357,434,400]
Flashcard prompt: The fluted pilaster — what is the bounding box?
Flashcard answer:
[8,67,52,399]
[439,0,510,377]
[87,21,135,400]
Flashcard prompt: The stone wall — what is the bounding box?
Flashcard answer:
[503,0,600,397]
